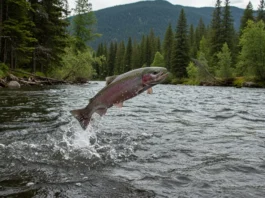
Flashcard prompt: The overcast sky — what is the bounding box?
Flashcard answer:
[68,0,260,12]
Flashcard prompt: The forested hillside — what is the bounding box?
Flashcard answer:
[93,0,265,87]
[88,0,245,48]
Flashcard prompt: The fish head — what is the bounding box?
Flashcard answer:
[142,67,168,86]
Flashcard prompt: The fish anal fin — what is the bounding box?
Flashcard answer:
[147,88,153,94]
[96,108,107,116]
[114,102,123,108]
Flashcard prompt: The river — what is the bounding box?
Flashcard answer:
[0,82,265,197]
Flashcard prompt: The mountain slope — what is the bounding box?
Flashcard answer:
[85,0,245,48]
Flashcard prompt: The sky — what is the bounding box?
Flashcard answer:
[68,0,261,12]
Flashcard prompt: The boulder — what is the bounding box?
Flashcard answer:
[7,81,21,89]
[0,79,6,87]
[8,73,19,81]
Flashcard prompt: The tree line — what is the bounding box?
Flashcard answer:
[1,0,265,85]
[94,0,265,85]
[0,0,98,81]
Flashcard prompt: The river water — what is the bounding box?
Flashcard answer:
[0,82,265,197]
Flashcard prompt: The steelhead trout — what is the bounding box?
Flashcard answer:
[71,67,168,130]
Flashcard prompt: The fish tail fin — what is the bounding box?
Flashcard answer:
[70,108,91,130]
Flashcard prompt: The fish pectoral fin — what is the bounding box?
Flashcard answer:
[147,88,153,94]
[114,102,123,108]
[96,108,107,116]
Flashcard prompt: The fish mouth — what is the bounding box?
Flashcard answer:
[152,71,169,84]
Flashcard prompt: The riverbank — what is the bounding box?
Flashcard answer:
[1,70,264,89]
[168,76,265,88]
[0,70,89,89]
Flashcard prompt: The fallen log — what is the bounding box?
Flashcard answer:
[11,69,67,84]
[19,79,43,86]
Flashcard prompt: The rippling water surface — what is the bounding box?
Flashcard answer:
[1,82,265,197]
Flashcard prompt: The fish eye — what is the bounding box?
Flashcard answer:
[152,71,158,75]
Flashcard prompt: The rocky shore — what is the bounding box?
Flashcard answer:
[0,71,71,89]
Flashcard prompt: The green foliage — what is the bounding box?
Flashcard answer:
[240,2,254,34]
[198,36,211,64]
[210,0,223,64]
[73,0,99,53]
[162,23,174,70]
[124,37,133,72]
[233,77,245,87]
[189,24,197,58]
[92,55,107,79]
[222,0,235,57]
[151,52,165,67]
[114,41,125,74]
[171,9,189,78]
[216,43,233,79]
[257,0,265,22]
[237,20,265,80]
[0,63,9,78]
[196,52,213,82]
[131,41,141,70]
[51,47,94,81]
[186,62,199,84]
[2,0,37,67]
[107,42,117,76]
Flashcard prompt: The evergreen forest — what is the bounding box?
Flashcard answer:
[1,0,265,87]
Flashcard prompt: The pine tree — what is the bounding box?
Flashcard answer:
[131,40,141,69]
[195,18,206,55]
[2,0,36,69]
[151,52,165,67]
[148,29,156,63]
[162,23,174,70]
[124,37,132,72]
[73,0,97,53]
[257,0,265,22]
[114,41,125,74]
[222,0,234,49]
[210,0,223,66]
[144,36,152,66]
[107,41,116,76]
[189,24,197,58]
[29,0,70,72]
[196,18,206,42]
[217,42,233,79]
[139,35,146,67]
[222,0,236,66]
[155,37,161,53]
[171,9,189,78]
[240,1,254,33]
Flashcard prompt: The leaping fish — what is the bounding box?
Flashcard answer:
[70,67,168,130]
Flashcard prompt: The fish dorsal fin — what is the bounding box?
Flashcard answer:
[114,102,123,108]
[105,75,118,85]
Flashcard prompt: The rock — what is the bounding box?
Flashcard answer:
[8,73,19,81]
[0,79,6,87]
[7,81,21,89]
[26,182,35,187]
